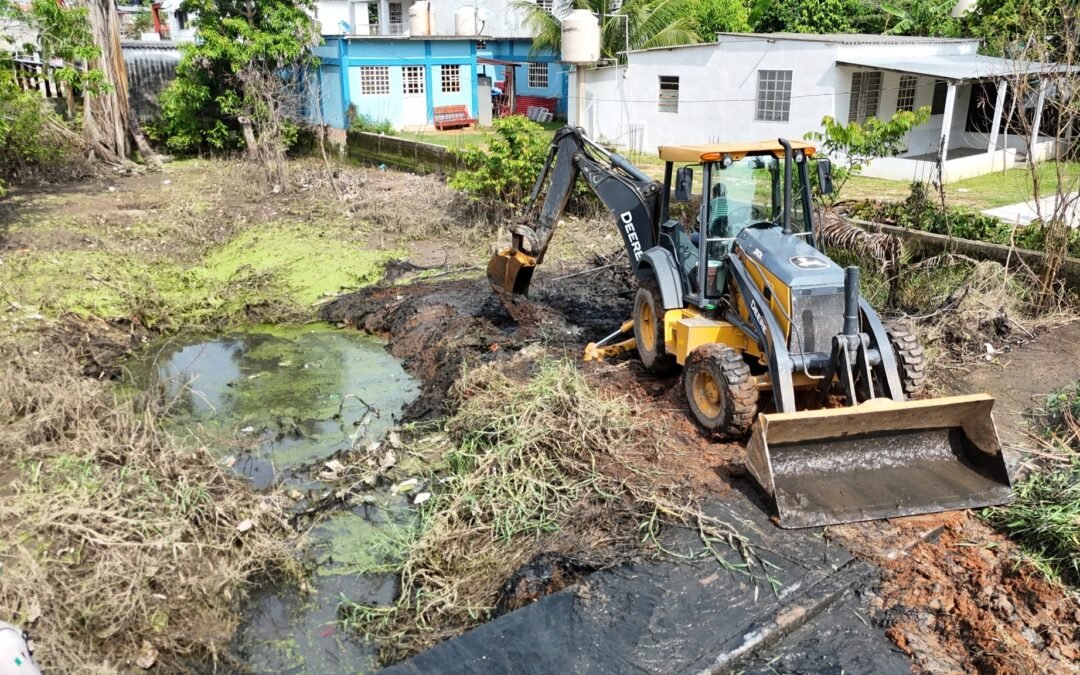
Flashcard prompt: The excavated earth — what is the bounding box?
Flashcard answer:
[324,268,1080,673]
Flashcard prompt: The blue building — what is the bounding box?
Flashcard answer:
[312,36,567,130]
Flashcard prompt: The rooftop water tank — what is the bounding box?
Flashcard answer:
[561,9,601,64]
[409,1,434,36]
[454,6,478,35]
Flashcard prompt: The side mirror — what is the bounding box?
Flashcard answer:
[674,166,693,202]
[817,159,835,195]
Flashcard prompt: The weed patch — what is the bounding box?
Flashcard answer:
[339,358,767,665]
[0,339,302,672]
[986,383,1080,586]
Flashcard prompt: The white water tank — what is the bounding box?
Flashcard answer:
[454,6,478,35]
[561,9,601,64]
[409,1,434,36]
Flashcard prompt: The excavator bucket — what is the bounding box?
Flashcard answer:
[746,394,1012,528]
[487,249,537,296]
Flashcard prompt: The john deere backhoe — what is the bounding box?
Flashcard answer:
[488,126,1012,528]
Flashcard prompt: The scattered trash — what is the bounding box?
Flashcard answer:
[287,489,304,501]
[413,492,432,505]
[135,641,158,669]
[381,449,397,469]
[221,455,237,468]
[161,179,172,186]
[239,426,255,435]
[388,431,403,449]
[391,478,418,495]
[236,519,255,533]
[320,459,347,480]
[366,441,381,453]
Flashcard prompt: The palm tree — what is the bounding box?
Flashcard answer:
[516,0,702,62]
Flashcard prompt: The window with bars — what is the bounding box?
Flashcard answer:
[528,62,548,88]
[658,75,679,113]
[896,74,918,113]
[440,64,461,93]
[389,2,402,23]
[536,0,554,10]
[359,66,390,95]
[403,66,425,95]
[755,70,792,122]
[848,71,882,123]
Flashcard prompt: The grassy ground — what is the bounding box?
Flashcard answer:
[844,162,1080,210]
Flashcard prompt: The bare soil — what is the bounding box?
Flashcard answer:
[326,267,1080,673]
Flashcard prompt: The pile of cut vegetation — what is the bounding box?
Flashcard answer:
[0,330,301,671]
[988,382,1080,586]
[340,358,762,665]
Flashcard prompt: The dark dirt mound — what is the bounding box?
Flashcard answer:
[320,267,633,419]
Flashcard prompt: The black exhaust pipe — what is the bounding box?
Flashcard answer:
[843,266,860,336]
[778,137,793,235]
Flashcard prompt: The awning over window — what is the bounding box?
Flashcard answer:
[836,54,1072,83]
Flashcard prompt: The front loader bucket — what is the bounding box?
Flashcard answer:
[746,394,1012,529]
[487,248,537,296]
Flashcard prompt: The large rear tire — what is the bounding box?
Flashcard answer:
[885,321,927,399]
[684,343,758,436]
[634,276,678,375]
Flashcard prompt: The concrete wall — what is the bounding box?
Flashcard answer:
[121,41,181,122]
[577,36,981,159]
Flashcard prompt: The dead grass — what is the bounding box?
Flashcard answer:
[340,357,770,665]
[0,332,302,673]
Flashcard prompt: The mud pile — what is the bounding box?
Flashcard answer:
[838,513,1080,673]
[321,267,634,419]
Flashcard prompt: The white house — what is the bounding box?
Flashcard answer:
[571,33,1070,183]
[316,0,555,38]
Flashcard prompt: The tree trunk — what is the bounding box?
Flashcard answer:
[75,0,133,164]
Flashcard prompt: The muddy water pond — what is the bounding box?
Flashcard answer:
[128,324,419,673]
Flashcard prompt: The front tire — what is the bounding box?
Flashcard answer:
[634,276,678,375]
[885,321,927,399]
[684,343,758,436]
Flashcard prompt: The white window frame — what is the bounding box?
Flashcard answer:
[896,74,918,113]
[848,71,882,123]
[440,64,461,93]
[359,66,390,95]
[402,65,425,95]
[756,70,792,122]
[528,62,549,89]
[658,75,679,113]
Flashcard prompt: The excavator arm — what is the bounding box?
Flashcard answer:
[487,127,664,296]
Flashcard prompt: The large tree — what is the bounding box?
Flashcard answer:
[158,0,320,169]
[517,0,701,62]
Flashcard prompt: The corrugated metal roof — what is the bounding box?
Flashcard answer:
[717,32,978,46]
[837,53,1070,82]
[627,32,977,54]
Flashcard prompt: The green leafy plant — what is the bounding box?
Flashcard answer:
[155,0,320,155]
[880,0,962,37]
[687,0,751,35]
[805,107,931,202]
[348,106,395,135]
[754,0,863,33]
[449,116,552,209]
[0,0,106,96]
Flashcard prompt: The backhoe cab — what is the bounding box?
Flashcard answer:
[487,127,1011,528]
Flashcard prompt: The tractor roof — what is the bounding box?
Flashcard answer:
[658,140,816,163]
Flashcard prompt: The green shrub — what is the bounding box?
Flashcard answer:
[449,115,551,209]
[850,182,1080,257]
[0,69,76,189]
[348,106,394,135]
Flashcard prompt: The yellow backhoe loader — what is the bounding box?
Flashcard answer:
[487,127,1011,528]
